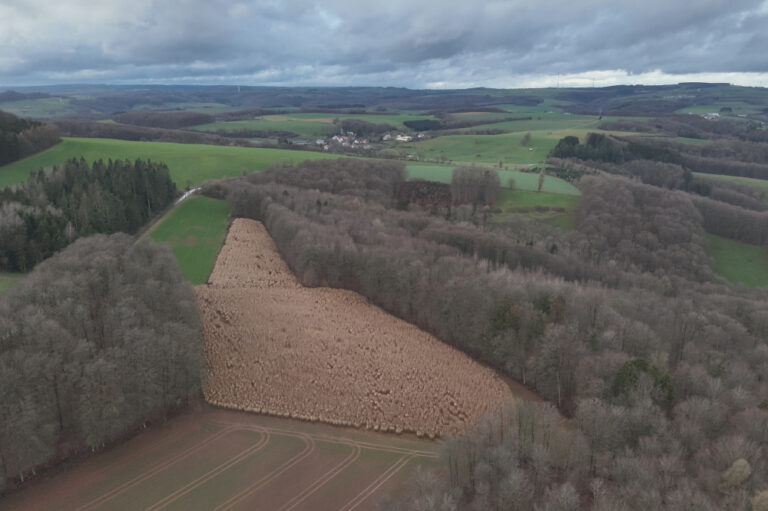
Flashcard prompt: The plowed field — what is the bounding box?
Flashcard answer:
[0,408,440,511]
[197,218,515,438]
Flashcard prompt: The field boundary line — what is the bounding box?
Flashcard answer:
[338,455,413,511]
[78,421,207,485]
[75,426,235,511]
[209,420,439,458]
[274,443,361,511]
[136,187,200,243]
[145,429,269,511]
[212,433,315,511]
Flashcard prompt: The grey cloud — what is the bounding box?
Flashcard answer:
[1,0,768,87]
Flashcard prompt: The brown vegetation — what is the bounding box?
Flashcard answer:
[197,218,514,438]
[205,157,768,509]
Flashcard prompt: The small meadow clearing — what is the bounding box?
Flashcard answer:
[147,196,230,285]
[708,234,768,287]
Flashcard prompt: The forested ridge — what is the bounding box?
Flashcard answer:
[204,158,768,510]
[0,157,177,272]
[0,111,60,167]
[550,131,768,247]
[0,235,201,492]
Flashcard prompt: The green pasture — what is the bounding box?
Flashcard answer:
[677,102,763,117]
[192,119,334,138]
[0,272,24,292]
[132,102,238,113]
[547,214,577,230]
[400,131,554,165]
[0,97,77,118]
[671,137,709,145]
[449,111,515,121]
[708,234,768,287]
[497,188,580,210]
[192,112,437,138]
[496,189,580,229]
[694,172,768,197]
[406,164,580,195]
[448,113,628,133]
[398,127,641,166]
[147,196,229,285]
[492,102,563,114]
[0,137,340,189]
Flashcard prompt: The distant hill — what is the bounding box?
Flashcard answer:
[0,90,56,102]
[2,83,767,124]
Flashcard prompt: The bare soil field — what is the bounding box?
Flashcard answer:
[0,407,439,511]
[198,218,515,438]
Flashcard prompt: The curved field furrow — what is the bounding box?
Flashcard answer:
[144,430,270,511]
[208,420,439,458]
[0,410,441,511]
[274,444,361,511]
[338,455,414,511]
[211,432,315,511]
[197,218,515,438]
[74,427,235,511]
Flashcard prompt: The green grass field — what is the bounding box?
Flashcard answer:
[401,131,553,164]
[496,188,580,228]
[0,97,77,118]
[0,138,340,189]
[708,234,768,287]
[694,172,768,197]
[398,127,641,166]
[406,164,580,195]
[192,112,438,138]
[677,103,763,118]
[450,113,620,133]
[147,196,230,284]
[672,137,709,146]
[0,272,24,293]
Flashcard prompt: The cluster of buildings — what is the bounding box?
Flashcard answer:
[382,133,414,142]
[297,130,423,151]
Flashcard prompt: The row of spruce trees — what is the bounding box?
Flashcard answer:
[0,157,177,271]
[0,111,60,167]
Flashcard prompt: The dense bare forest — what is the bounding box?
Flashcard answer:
[204,157,768,510]
[551,132,768,247]
[0,235,201,492]
[112,111,215,129]
[0,158,177,272]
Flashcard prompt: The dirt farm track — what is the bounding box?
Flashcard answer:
[0,408,440,511]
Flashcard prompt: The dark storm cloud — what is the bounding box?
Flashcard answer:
[1,0,768,87]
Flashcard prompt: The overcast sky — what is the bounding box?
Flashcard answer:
[2,0,768,89]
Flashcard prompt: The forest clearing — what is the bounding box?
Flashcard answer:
[147,196,230,284]
[0,408,439,511]
[197,218,516,438]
